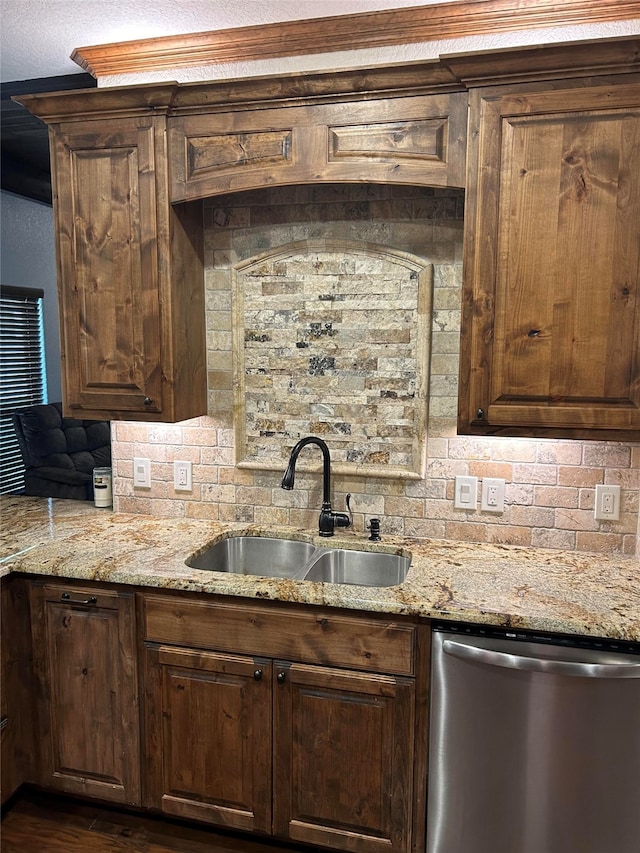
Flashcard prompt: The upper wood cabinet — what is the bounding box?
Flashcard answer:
[16,86,207,423]
[49,115,206,422]
[17,39,638,430]
[458,76,640,439]
[168,92,468,201]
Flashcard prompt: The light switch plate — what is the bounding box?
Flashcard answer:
[454,475,478,510]
[133,457,151,489]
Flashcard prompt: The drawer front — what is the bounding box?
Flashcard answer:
[141,595,415,676]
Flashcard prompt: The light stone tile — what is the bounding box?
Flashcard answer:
[108,186,638,557]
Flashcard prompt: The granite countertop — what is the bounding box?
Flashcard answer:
[1,495,639,642]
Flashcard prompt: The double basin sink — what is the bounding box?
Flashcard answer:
[186,535,410,588]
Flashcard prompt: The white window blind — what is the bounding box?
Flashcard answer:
[1,285,47,494]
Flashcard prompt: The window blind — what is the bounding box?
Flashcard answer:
[0,285,47,494]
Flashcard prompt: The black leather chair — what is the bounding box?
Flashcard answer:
[12,402,111,501]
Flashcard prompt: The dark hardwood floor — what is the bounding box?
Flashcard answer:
[1,789,318,853]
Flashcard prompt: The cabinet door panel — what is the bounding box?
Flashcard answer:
[273,662,414,853]
[169,93,467,201]
[52,118,163,415]
[1,577,34,804]
[145,645,272,834]
[30,584,140,804]
[461,81,640,437]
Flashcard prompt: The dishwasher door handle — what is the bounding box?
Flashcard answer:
[442,639,640,679]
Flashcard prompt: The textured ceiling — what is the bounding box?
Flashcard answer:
[0,0,426,83]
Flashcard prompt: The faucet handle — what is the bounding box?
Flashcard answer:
[345,493,353,527]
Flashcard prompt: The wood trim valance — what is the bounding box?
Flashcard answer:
[71,0,640,78]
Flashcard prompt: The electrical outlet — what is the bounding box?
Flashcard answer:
[594,484,621,521]
[174,460,193,492]
[133,457,151,489]
[454,476,478,510]
[481,477,505,513]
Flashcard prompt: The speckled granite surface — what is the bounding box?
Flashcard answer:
[2,495,639,642]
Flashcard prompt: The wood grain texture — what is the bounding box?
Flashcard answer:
[141,594,416,676]
[459,76,640,438]
[143,645,272,833]
[169,93,468,201]
[273,662,415,853]
[29,582,141,805]
[48,114,205,422]
[1,577,35,804]
[69,1,640,78]
[140,592,422,851]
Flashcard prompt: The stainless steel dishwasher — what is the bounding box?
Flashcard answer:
[426,622,640,853]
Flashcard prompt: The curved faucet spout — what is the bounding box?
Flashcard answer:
[280,436,349,537]
[281,436,331,504]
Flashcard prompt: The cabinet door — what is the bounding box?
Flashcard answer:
[30,583,140,804]
[1,577,34,804]
[50,116,164,417]
[460,80,640,438]
[273,662,415,853]
[143,645,272,834]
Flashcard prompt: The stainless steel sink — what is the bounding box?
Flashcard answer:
[186,536,410,587]
[186,536,316,577]
[301,548,410,587]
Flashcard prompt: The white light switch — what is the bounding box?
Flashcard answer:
[133,457,151,489]
[454,476,478,510]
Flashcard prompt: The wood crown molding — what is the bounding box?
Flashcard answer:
[17,37,640,124]
[71,0,640,78]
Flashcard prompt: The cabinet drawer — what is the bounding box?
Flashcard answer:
[141,595,415,676]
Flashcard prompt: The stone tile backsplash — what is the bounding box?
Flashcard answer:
[112,185,639,555]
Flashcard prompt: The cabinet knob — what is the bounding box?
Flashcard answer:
[143,397,153,406]
[253,669,263,681]
[277,670,286,684]
[476,408,485,420]
[61,593,97,606]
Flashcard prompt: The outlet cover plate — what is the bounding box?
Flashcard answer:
[174,460,193,492]
[481,477,505,513]
[594,484,621,521]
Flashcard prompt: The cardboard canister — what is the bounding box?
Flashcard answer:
[93,466,112,508]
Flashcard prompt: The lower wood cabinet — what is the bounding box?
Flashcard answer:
[1,576,35,804]
[143,645,273,833]
[19,580,426,853]
[273,661,414,853]
[30,581,141,804]
[141,593,423,853]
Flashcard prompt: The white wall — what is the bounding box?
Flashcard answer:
[0,190,61,401]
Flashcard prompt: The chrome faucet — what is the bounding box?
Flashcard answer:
[281,436,351,537]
